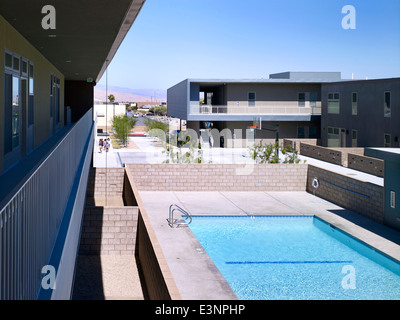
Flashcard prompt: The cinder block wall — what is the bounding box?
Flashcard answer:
[348,153,384,177]
[300,143,342,165]
[283,139,319,152]
[307,165,384,223]
[86,168,125,201]
[127,163,308,191]
[79,207,139,255]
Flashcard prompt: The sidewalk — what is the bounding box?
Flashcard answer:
[93,136,123,167]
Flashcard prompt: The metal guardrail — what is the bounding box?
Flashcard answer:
[0,108,93,300]
[189,103,322,116]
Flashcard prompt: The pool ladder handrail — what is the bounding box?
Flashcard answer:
[167,204,192,228]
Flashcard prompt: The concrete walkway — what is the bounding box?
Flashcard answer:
[72,255,144,300]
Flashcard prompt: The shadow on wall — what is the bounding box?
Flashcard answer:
[72,169,141,300]
[327,209,400,246]
[72,207,105,300]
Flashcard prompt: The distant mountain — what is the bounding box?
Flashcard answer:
[94,84,166,103]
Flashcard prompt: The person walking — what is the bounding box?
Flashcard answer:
[99,139,104,153]
[105,140,110,152]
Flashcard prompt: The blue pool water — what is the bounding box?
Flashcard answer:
[189,216,400,300]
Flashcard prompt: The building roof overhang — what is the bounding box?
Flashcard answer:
[0,0,145,83]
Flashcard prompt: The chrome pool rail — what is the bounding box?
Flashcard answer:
[167,204,192,228]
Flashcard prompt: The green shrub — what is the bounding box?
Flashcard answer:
[248,140,302,164]
[111,115,137,147]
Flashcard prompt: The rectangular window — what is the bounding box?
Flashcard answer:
[4,73,12,154]
[328,92,340,114]
[5,52,12,69]
[352,92,357,115]
[248,92,256,107]
[28,63,34,126]
[12,75,20,149]
[352,130,357,147]
[384,134,391,147]
[384,92,391,117]
[13,56,20,72]
[327,127,340,147]
[298,93,306,107]
[22,59,28,76]
[310,92,317,108]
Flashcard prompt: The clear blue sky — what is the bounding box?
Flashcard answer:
[97,0,400,90]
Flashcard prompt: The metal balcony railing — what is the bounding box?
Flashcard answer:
[0,108,94,300]
[189,102,322,116]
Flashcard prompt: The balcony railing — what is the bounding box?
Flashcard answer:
[189,102,321,116]
[0,108,94,300]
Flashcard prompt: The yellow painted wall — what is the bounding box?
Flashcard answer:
[0,15,64,172]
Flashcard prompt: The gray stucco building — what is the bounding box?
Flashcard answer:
[167,73,400,148]
[321,78,400,148]
[167,72,342,146]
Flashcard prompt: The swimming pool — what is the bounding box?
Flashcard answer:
[189,216,400,300]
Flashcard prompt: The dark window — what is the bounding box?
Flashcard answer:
[298,93,305,107]
[248,92,256,107]
[384,92,391,117]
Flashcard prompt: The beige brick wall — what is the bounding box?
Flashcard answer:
[307,165,384,223]
[347,153,384,177]
[86,168,125,205]
[79,207,139,255]
[127,163,308,191]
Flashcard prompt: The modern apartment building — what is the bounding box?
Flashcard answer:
[167,72,342,146]
[0,0,145,299]
[321,78,400,148]
[168,74,400,149]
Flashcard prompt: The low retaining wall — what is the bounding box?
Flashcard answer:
[300,143,342,165]
[79,207,139,255]
[136,211,172,299]
[283,139,319,152]
[126,163,308,191]
[348,153,384,177]
[124,168,181,300]
[307,165,384,223]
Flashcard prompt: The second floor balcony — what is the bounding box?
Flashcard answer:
[188,102,321,121]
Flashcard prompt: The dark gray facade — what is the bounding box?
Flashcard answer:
[365,148,400,231]
[321,78,400,148]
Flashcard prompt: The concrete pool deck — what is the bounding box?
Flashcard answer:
[137,190,400,300]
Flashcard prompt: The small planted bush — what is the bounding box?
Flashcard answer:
[248,140,302,164]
